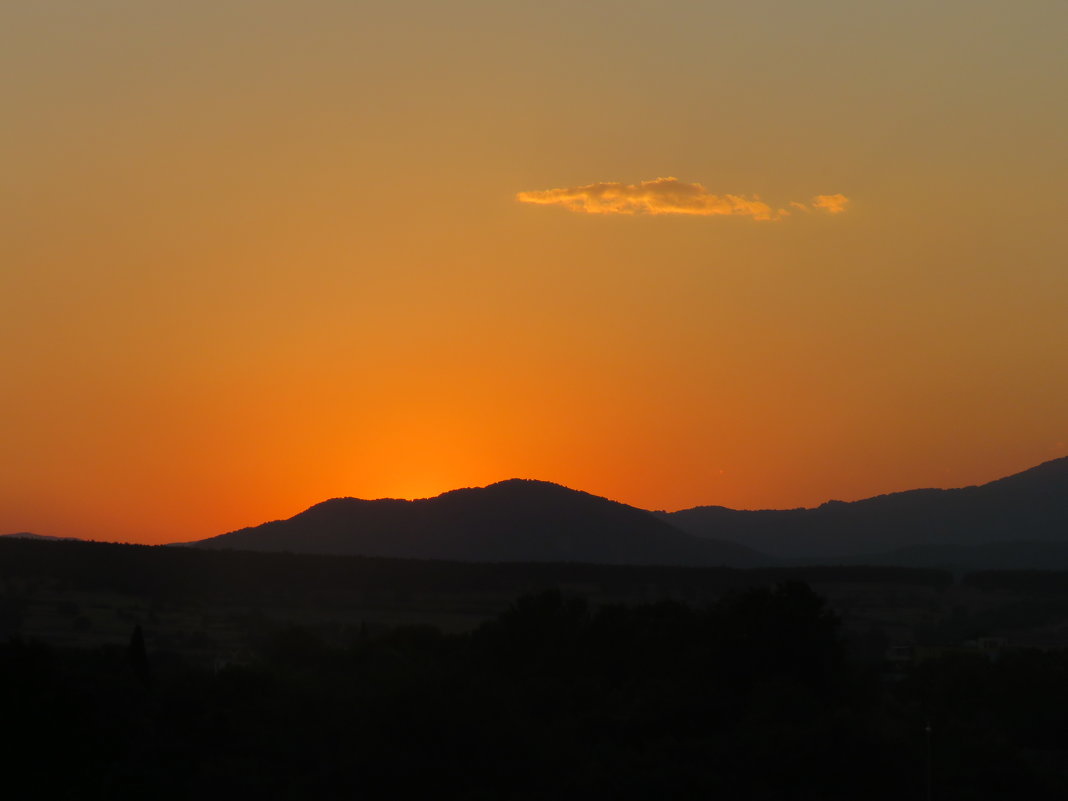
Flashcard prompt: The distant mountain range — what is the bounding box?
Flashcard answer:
[663,456,1068,561]
[0,532,76,542]
[188,457,1068,570]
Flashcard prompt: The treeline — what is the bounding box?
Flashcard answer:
[3,583,1068,799]
[0,537,952,610]
[964,570,1068,595]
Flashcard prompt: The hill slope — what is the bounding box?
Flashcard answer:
[0,532,78,541]
[664,456,1068,559]
[192,479,771,567]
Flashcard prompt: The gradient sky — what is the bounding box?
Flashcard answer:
[3,1,1066,543]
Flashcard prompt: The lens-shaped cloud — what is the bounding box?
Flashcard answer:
[517,178,848,221]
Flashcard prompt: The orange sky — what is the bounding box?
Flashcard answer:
[2,2,1066,544]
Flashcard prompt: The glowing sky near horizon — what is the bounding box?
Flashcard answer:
[2,1,1067,544]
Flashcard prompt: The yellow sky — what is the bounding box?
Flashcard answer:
[2,2,1066,543]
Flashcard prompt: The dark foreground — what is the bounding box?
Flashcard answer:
[5,581,1068,800]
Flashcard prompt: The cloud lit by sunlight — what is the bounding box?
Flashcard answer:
[517,178,849,221]
[811,194,850,214]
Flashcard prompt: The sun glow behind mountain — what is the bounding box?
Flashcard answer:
[2,2,1067,543]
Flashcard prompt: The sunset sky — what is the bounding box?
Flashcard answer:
[3,2,1067,544]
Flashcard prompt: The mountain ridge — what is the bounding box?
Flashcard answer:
[664,456,1068,558]
[0,532,79,542]
[193,477,770,567]
[183,456,1068,568]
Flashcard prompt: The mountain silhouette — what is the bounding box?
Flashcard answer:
[664,456,1068,559]
[186,458,1068,568]
[0,532,76,541]
[191,479,771,567]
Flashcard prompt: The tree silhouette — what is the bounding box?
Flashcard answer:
[128,624,152,689]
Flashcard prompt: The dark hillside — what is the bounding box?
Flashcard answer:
[193,478,771,567]
[666,456,1068,558]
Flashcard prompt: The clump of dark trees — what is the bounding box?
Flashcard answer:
[4,582,1068,800]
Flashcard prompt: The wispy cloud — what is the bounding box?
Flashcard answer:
[516,178,849,221]
[810,193,850,214]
